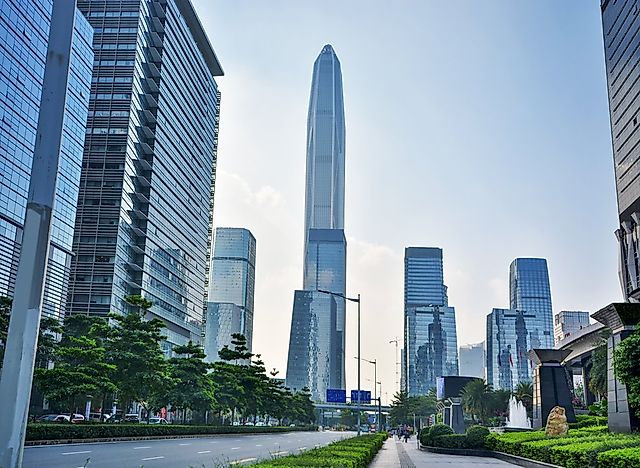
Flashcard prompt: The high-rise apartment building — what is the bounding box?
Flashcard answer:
[486,308,538,391]
[204,227,256,361]
[601,0,640,301]
[459,342,485,379]
[554,310,590,345]
[286,45,347,399]
[509,258,554,349]
[0,1,93,321]
[403,247,459,396]
[67,0,222,351]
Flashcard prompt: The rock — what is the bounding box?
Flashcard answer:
[545,406,569,437]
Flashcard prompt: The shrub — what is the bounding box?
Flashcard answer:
[549,437,640,468]
[26,424,317,441]
[421,423,454,445]
[519,435,610,463]
[568,414,607,429]
[485,430,547,455]
[466,425,490,448]
[598,447,640,468]
[431,434,469,449]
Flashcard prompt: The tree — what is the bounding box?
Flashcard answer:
[165,341,215,423]
[490,389,511,418]
[288,387,315,424]
[0,296,10,364]
[389,391,411,426]
[461,380,493,423]
[615,325,640,416]
[108,295,170,418]
[590,341,609,399]
[513,381,533,415]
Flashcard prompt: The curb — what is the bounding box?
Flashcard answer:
[419,445,562,468]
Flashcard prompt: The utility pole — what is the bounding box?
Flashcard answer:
[389,337,400,392]
[0,1,76,466]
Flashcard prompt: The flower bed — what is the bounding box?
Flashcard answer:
[252,433,387,467]
[26,423,317,442]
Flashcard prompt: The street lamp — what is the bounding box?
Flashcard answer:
[318,289,361,436]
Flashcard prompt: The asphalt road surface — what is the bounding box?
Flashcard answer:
[23,430,356,468]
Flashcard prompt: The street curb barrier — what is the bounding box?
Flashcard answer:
[419,444,562,468]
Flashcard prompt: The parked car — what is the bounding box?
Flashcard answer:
[35,414,58,423]
[121,414,141,423]
[148,417,168,425]
[89,412,111,423]
[53,414,85,423]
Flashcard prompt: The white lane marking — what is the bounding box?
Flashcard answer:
[255,444,263,447]
[141,456,165,461]
[179,443,192,446]
[231,458,257,465]
[209,441,218,444]
[61,451,91,455]
[230,447,240,450]
[299,446,307,450]
[197,450,211,454]
[273,442,280,445]
[133,446,151,449]
[272,450,288,456]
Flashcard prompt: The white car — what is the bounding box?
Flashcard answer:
[54,414,85,423]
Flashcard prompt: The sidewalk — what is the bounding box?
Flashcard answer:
[369,436,518,467]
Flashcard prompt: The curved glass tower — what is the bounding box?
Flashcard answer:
[287,45,347,400]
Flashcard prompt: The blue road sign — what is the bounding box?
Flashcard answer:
[351,390,371,404]
[326,388,346,403]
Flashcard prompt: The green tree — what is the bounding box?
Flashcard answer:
[263,369,287,424]
[513,381,533,415]
[490,389,511,418]
[389,390,411,426]
[108,295,170,419]
[288,387,315,424]
[166,341,215,423]
[590,341,609,399]
[0,296,11,364]
[614,325,640,416]
[461,379,493,423]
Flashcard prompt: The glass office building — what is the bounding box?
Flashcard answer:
[403,247,459,395]
[554,310,590,345]
[67,0,223,352]
[286,290,337,402]
[0,0,93,322]
[459,342,485,379]
[286,44,347,398]
[601,0,640,301]
[486,308,539,391]
[509,258,554,349]
[205,227,256,361]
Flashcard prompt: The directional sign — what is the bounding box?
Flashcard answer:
[351,390,371,404]
[326,388,346,403]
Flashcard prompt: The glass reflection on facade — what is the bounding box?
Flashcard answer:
[203,302,242,363]
[0,0,93,322]
[286,44,347,399]
[406,305,459,395]
[285,290,337,402]
[601,0,640,301]
[403,247,459,396]
[554,310,590,345]
[459,342,485,379]
[205,227,256,361]
[67,0,223,352]
[509,258,553,349]
[486,308,539,391]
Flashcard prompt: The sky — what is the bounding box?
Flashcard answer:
[193,0,619,404]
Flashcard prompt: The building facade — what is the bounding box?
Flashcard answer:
[286,45,347,399]
[553,310,590,345]
[66,0,222,352]
[459,342,485,379]
[509,258,554,349]
[0,0,93,321]
[403,247,459,396]
[204,227,256,361]
[486,308,539,391]
[601,0,640,301]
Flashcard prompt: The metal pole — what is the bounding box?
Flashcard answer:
[357,294,361,436]
[373,361,377,432]
[0,2,75,466]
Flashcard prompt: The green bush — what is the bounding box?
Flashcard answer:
[485,430,547,455]
[549,437,640,468]
[568,415,607,429]
[253,433,387,467]
[598,447,640,468]
[420,423,454,445]
[466,425,490,448]
[430,434,469,449]
[26,423,317,441]
[520,435,610,463]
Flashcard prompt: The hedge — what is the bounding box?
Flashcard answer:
[520,435,611,463]
[423,425,490,450]
[568,415,608,429]
[252,433,387,467]
[549,438,640,468]
[26,423,317,441]
[598,447,640,468]
[420,423,453,446]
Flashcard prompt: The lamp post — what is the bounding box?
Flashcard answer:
[389,337,399,392]
[360,357,377,432]
[319,289,361,435]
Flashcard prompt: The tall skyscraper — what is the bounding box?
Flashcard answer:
[459,342,485,379]
[509,258,554,349]
[486,308,538,391]
[286,45,347,399]
[204,227,256,362]
[601,1,640,302]
[0,1,93,322]
[67,0,223,351]
[554,310,590,345]
[403,247,459,396]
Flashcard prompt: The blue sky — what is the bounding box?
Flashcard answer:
[194,0,618,401]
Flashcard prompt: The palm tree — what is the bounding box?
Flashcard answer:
[461,380,493,423]
[513,382,533,415]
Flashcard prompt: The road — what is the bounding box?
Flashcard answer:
[23,430,355,468]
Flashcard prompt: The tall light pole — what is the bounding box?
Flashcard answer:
[0,2,76,466]
[389,337,400,392]
[319,289,361,436]
[360,357,377,432]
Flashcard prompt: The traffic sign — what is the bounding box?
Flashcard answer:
[351,390,371,404]
[326,388,346,403]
